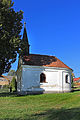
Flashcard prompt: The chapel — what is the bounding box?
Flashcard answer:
[17,22,72,94]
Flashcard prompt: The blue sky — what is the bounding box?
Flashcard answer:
[9,0,80,77]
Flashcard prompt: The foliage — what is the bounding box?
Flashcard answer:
[3,85,9,89]
[10,76,17,92]
[72,73,75,78]
[8,70,16,76]
[71,74,74,88]
[0,0,23,76]
[71,73,75,88]
[0,92,80,119]
[0,85,9,93]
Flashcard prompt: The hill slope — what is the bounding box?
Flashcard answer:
[0,92,80,120]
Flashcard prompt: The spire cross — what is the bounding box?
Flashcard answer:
[22,21,30,55]
[24,22,26,28]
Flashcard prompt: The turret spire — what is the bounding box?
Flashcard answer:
[22,22,30,56]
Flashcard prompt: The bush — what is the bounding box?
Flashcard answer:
[3,85,9,89]
[71,75,74,88]
[10,76,17,92]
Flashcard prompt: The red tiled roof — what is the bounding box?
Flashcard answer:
[23,54,72,70]
[73,78,80,81]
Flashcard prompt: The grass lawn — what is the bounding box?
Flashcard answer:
[0,91,80,120]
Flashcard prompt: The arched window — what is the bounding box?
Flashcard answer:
[65,75,68,83]
[40,73,46,83]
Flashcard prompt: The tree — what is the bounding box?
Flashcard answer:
[8,70,16,76]
[10,76,17,92]
[0,0,23,76]
[71,73,75,88]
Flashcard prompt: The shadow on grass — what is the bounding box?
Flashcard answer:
[2,107,80,120]
[72,89,80,92]
[0,92,19,97]
[32,107,80,120]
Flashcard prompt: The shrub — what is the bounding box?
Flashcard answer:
[10,76,17,92]
[3,85,9,89]
[71,75,74,88]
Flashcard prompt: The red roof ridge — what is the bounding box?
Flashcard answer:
[24,54,56,57]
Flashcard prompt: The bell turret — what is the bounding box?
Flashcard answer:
[22,22,30,55]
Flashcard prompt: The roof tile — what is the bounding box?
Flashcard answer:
[23,54,72,70]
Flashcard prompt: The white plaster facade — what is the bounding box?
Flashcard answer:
[17,65,72,94]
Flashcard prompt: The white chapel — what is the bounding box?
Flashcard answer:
[17,23,72,94]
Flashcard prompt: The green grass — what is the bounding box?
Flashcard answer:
[0,91,80,120]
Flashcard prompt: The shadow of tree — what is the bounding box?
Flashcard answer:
[72,89,80,92]
[3,107,80,120]
[24,54,57,66]
[32,107,80,120]
[0,91,45,97]
[0,92,19,97]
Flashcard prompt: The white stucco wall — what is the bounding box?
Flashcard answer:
[17,67,22,92]
[62,71,71,91]
[17,65,72,93]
